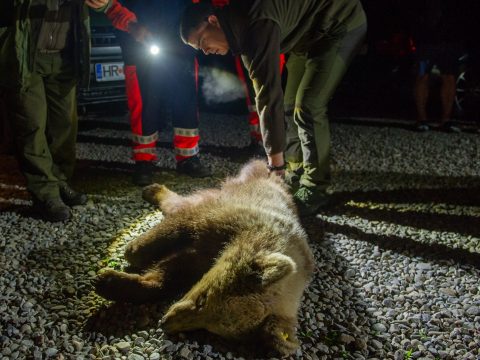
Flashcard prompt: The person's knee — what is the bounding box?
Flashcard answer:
[294,103,328,126]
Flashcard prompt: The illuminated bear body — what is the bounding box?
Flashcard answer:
[95,160,314,356]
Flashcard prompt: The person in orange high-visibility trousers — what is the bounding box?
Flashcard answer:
[106,0,211,186]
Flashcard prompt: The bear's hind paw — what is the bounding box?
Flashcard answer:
[94,268,134,302]
[142,184,173,206]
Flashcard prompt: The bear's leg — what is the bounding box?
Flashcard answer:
[95,268,166,303]
[96,250,213,303]
[142,184,179,207]
[125,215,193,268]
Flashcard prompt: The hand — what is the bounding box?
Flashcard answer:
[267,152,286,178]
[128,22,154,44]
[85,0,109,10]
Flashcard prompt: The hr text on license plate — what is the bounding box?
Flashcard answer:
[95,63,125,82]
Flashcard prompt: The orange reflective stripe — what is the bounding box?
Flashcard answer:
[132,143,156,161]
[173,134,199,150]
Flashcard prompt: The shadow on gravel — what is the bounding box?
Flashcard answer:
[329,186,480,238]
[322,220,480,270]
[84,301,167,337]
[318,180,480,269]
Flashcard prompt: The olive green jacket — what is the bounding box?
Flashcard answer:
[217,0,366,155]
[0,0,111,90]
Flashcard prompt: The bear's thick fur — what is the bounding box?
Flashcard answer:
[95,160,315,356]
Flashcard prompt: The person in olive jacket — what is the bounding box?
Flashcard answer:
[180,0,366,216]
[0,0,111,222]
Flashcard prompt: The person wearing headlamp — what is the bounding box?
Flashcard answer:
[105,0,211,186]
[180,0,367,216]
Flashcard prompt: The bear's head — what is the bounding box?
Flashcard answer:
[161,252,301,356]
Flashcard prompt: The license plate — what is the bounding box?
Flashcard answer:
[95,62,125,82]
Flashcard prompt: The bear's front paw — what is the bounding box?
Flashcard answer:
[142,184,170,206]
[94,268,125,301]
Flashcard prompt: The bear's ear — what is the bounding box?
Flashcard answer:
[255,253,297,287]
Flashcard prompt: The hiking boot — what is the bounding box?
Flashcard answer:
[133,161,154,186]
[59,182,88,206]
[284,167,304,191]
[415,122,430,132]
[293,185,330,217]
[176,155,212,178]
[441,121,461,133]
[33,198,71,222]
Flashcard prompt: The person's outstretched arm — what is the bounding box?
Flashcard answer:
[104,0,137,32]
[242,20,285,173]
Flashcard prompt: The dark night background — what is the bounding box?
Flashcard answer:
[197,0,480,124]
[0,2,479,360]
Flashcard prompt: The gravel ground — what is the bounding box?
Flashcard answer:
[0,113,479,360]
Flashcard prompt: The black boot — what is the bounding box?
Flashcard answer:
[176,155,212,178]
[59,182,88,206]
[33,198,71,222]
[133,161,154,186]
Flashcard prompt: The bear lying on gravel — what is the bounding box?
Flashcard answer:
[95,160,315,356]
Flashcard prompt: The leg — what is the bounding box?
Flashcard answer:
[170,55,211,177]
[12,55,59,201]
[297,30,365,189]
[142,183,179,207]
[96,247,214,303]
[95,267,166,303]
[284,54,306,175]
[171,55,200,162]
[124,213,195,268]
[125,63,158,185]
[414,73,430,123]
[293,25,366,214]
[44,55,78,182]
[439,74,456,123]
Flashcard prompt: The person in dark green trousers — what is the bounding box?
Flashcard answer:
[180,0,367,216]
[0,0,111,222]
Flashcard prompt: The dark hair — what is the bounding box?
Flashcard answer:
[180,2,216,44]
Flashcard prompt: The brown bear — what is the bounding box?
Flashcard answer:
[95,160,315,356]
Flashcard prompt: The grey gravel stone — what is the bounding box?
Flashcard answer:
[1,115,479,360]
[115,342,131,353]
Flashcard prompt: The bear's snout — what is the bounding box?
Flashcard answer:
[161,299,197,334]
